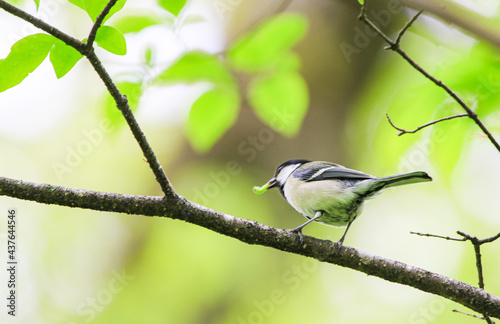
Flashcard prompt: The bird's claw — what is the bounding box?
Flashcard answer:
[286,228,304,245]
[334,240,343,253]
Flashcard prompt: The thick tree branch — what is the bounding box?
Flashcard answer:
[359,6,500,153]
[0,0,175,197]
[0,175,499,319]
[1,1,500,319]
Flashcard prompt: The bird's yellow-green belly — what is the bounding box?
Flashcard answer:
[285,181,363,227]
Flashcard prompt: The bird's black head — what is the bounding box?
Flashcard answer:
[272,159,311,188]
[252,159,311,195]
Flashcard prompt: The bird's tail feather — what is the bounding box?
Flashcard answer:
[377,171,432,188]
[356,171,432,198]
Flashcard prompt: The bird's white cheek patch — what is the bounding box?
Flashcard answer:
[276,164,301,185]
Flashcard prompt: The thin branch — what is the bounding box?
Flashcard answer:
[0,0,84,52]
[395,9,423,45]
[386,113,469,136]
[85,50,175,197]
[414,230,500,323]
[413,230,500,290]
[453,309,496,324]
[86,0,119,48]
[478,232,500,245]
[0,175,499,319]
[410,231,466,241]
[399,0,500,50]
[456,231,500,290]
[0,0,175,197]
[359,5,500,153]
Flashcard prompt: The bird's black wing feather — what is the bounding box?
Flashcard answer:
[294,166,374,182]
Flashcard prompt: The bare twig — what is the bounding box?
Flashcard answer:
[453,309,496,324]
[86,0,118,48]
[479,232,500,244]
[359,4,500,153]
[399,0,500,50]
[410,231,466,241]
[413,229,500,323]
[0,0,175,197]
[386,113,469,136]
[394,9,423,45]
[413,230,500,289]
[0,175,499,319]
[456,231,500,290]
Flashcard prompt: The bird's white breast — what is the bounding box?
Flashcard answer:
[283,176,364,227]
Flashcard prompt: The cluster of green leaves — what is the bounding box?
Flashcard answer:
[1,0,309,154]
[98,2,310,153]
[0,0,130,93]
[155,13,309,152]
[350,32,500,180]
[100,0,196,128]
[104,10,309,152]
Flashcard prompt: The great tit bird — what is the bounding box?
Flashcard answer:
[253,159,432,249]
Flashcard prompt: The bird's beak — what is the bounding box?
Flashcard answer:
[253,178,277,194]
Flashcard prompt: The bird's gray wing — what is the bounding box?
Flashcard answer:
[294,166,375,182]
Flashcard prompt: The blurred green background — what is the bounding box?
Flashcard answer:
[1,0,500,323]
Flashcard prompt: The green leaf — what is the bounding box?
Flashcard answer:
[158,0,187,16]
[156,51,232,85]
[95,26,127,55]
[228,13,308,73]
[358,0,364,4]
[248,71,309,137]
[112,14,164,34]
[187,87,240,153]
[68,0,127,22]
[103,81,143,128]
[34,0,40,10]
[49,40,84,79]
[0,34,55,93]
